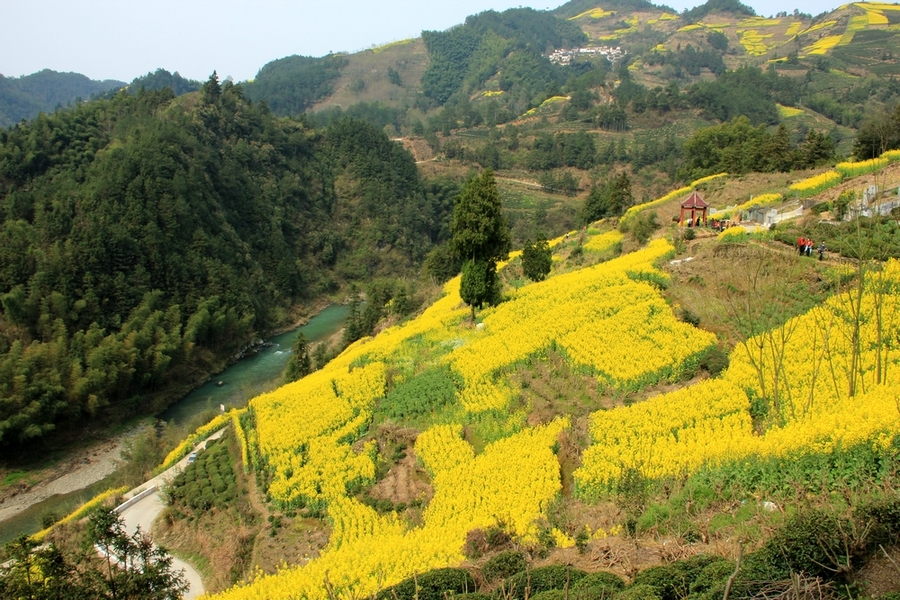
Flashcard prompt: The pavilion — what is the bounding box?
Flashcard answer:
[679,190,709,227]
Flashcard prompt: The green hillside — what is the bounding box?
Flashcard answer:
[0,70,125,128]
[227,1,886,219]
[0,76,452,451]
[4,2,900,598]
[134,164,900,598]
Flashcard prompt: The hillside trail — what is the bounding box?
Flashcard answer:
[495,175,543,188]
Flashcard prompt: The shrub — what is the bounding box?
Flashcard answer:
[464,524,511,558]
[630,211,661,244]
[531,591,567,600]
[740,509,856,583]
[698,346,729,376]
[575,572,625,592]
[630,566,676,600]
[572,571,627,600]
[688,559,735,596]
[505,565,589,599]
[614,584,661,600]
[857,496,900,549]
[631,555,728,600]
[375,568,476,600]
[482,550,528,582]
[679,308,700,327]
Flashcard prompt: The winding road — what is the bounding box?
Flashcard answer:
[114,428,226,599]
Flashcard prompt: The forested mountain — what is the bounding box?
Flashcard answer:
[242,54,349,116]
[296,0,900,141]
[125,68,202,96]
[0,75,449,449]
[0,70,124,128]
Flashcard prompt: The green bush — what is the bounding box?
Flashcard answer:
[531,591,567,600]
[571,571,627,600]
[857,496,900,549]
[630,566,676,600]
[614,584,661,600]
[504,565,588,599]
[375,568,476,600]
[740,509,856,583]
[629,211,660,244]
[698,346,728,376]
[631,555,728,600]
[482,550,527,582]
[688,559,734,597]
[573,572,626,592]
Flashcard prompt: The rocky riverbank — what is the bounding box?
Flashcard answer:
[0,427,142,524]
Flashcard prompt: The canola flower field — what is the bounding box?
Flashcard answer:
[208,235,724,599]
[577,259,900,497]
[205,220,900,598]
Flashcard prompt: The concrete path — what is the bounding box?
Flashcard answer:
[115,428,226,599]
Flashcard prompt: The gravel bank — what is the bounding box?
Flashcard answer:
[0,428,142,524]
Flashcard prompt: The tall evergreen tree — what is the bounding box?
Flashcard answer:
[283,332,312,383]
[451,170,511,319]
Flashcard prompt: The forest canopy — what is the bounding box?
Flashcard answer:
[0,74,446,449]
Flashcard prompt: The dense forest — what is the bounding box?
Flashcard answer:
[242,54,349,116]
[0,74,451,450]
[421,8,588,116]
[124,68,202,97]
[0,70,124,128]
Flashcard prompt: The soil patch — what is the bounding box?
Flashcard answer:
[369,447,433,507]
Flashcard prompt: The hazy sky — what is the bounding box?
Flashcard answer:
[3,0,852,84]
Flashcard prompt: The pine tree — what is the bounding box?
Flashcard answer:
[283,332,312,383]
[451,170,510,320]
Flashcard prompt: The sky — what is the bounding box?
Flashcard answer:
[3,0,851,84]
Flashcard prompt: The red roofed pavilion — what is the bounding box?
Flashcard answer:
[679,190,709,227]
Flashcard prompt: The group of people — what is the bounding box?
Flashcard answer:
[797,236,826,261]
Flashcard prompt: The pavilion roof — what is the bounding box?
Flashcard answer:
[681,190,709,209]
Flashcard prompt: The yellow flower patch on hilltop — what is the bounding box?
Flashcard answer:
[785,21,804,36]
[800,20,838,36]
[803,35,844,56]
[570,8,616,19]
[371,38,414,53]
[739,17,782,27]
[778,104,805,117]
[741,30,775,55]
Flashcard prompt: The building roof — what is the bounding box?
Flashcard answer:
[681,190,709,209]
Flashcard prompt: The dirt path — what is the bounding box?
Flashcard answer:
[0,426,144,524]
[495,176,544,188]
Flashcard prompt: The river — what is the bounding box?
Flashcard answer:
[0,304,350,544]
[158,303,350,426]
